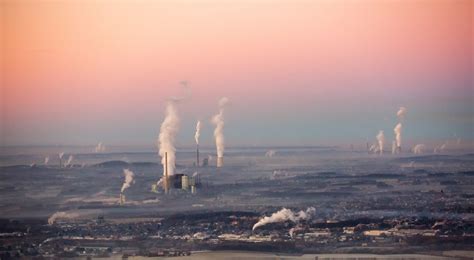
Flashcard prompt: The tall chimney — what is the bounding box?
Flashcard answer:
[217,157,223,168]
[120,193,125,205]
[164,152,169,194]
[196,144,200,167]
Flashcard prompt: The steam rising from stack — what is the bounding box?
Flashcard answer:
[48,211,80,225]
[59,152,64,168]
[95,142,106,153]
[412,144,425,154]
[252,207,316,231]
[376,130,385,155]
[393,123,402,154]
[121,169,135,193]
[212,97,229,167]
[44,157,49,165]
[158,100,180,176]
[157,82,190,178]
[65,155,74,168]
[265,150,276,157]
[195,121,201,166]
[393,107,407,154]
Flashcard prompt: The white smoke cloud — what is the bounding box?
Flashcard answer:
[265,150,276,157]
[158,100,180,177]
[252,207,316,231]
[394,123,402,150]
[391,140,397,154]
[157,81,191,178]
[369,144,377,153]
[412,144,425,154]
[95,142,106,153]
[44,157,49,165]
[376,130,385,155]
[59,152,64,159]
[65,155,74,167]
[397,107,407,120]
[211,97,229,158]
[121,169,135,193]
[48,211,80,225]
[194,120,201,145]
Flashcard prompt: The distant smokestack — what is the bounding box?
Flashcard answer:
[121,169,135,193]
[212,97,229,168]
[59,152,64,168]
[65,155,73,168]
[195,120,201,167]
[394,123,402,153]
[376,130,385,155]
[412,144,425,155]
[164,152,169,194]
[119,193,125,205]
[95,142,106,153]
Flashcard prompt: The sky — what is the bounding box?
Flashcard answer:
[1,0,473,148]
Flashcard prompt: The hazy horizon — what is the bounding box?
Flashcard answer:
[2,0,473,147]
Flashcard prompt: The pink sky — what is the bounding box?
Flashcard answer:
[2,0,472,146]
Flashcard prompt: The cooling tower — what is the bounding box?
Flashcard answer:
[217,157,223,168]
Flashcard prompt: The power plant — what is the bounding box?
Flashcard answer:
[155,152,201,194]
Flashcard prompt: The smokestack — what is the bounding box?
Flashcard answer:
[164,152,169,194]
[394,123,402,154]
[217,157,223,168]
[194,120,201,167]
[376,130,385,155]
[59,152,64,168]
[212,97,229,168]
[120,193,125,205]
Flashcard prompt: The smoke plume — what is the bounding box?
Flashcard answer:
[265,150,276,157]
[59,152,64,159]
[376,130,385,155]
[211,97,229,158]
[121,169,135,193]
[158,100,180,176]
[44,157,49,165]
[412,144,425,154]
[252,207,316,231]
[48,211,80,225]
[194,121,201,145]
[65,155,74,167]
[394,123,402,149]
[397,107,407,120]
[95,142,106,153]
[391,140,397,154]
